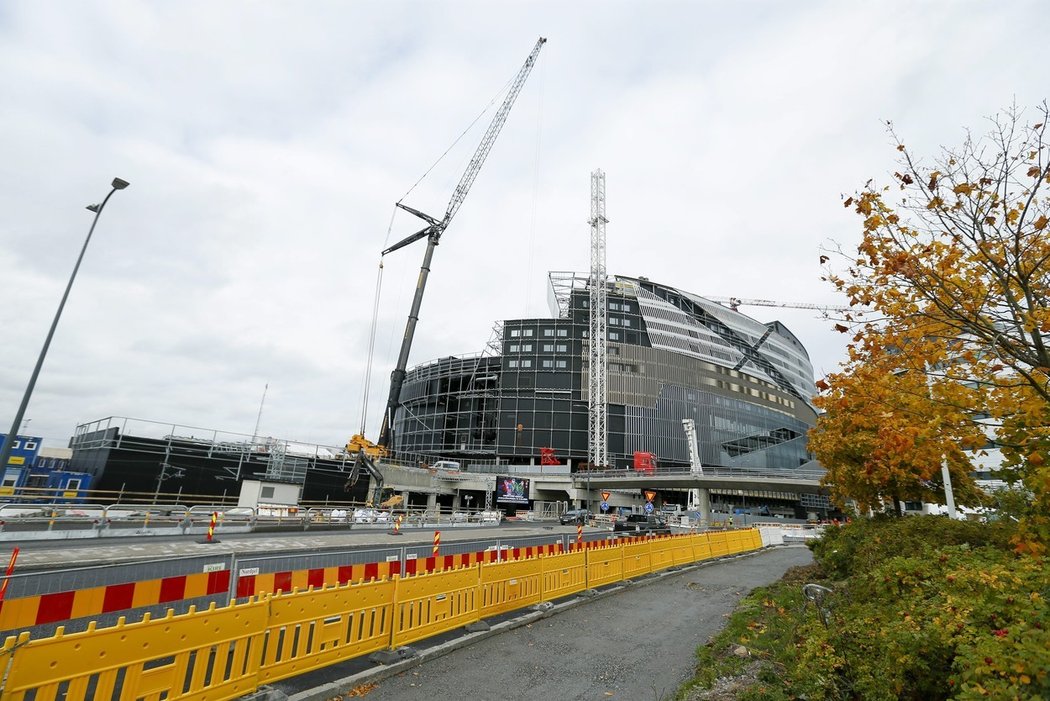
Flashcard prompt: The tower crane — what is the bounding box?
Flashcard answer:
[706,296,852,313]
[352,36,545,469]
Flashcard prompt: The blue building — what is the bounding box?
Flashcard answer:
[0,434,91,501]
[0,433,43,494]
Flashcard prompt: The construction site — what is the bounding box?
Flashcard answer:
[13,36,827,518]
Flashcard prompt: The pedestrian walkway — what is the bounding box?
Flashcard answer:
[277,544,815,701]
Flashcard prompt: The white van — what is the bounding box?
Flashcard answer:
[432,460,461,471]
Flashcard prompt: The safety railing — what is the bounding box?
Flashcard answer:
[0,529,764,700]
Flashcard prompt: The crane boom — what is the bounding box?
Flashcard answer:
[444,37,546,226]
[706,296,851,313]
[376,37,546,451]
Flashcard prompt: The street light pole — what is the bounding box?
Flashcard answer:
[0,177,130,471]
[926,363,957,519]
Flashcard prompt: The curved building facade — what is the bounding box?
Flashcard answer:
[394,274,818,471]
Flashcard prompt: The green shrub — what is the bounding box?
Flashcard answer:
[680,517,1048,700]
[810,515,1012,580]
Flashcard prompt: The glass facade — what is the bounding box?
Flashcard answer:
[394,274,819,471]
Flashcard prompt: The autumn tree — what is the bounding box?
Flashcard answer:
[809,332,987,516]
[815,103,1050,552]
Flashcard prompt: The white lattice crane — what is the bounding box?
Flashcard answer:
[706,296,852,313]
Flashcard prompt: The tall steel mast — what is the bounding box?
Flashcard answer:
[587,169,609,469]
[377,37,546,451]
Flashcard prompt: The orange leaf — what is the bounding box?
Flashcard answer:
[347,682,378,697]
[1027,166,1041,178]
[843,197,854,208]
[835,324,849,333]
[1034,215,1048,231]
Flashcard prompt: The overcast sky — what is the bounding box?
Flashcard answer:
[1,1,1046,450]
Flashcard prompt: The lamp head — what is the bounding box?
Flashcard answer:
[112,177,130,190]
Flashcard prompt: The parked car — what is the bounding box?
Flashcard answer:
[559,508,590,525]
[612,513,671,536]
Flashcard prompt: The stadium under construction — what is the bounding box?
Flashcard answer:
[64,272,821,510]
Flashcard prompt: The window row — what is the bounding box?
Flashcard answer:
[507,359,569,369]
[507,343,570,353]
[583,330,631,341]
[509,327,570,338]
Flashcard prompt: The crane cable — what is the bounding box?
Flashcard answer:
[359,207,397,437]
[361,66,522,437]
[390,75,515,212]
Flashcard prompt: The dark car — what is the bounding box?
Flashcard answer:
[612,513,672,536]
[559,508,590,525]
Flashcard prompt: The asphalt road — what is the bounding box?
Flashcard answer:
[281,545,815,701]
[7,521,571,569]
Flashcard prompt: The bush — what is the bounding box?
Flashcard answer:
[679,517,1048,700]
[810,515,1012,580]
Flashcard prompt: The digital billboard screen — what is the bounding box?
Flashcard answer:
[495,475,530,506]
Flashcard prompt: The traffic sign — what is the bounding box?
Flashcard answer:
[643,490,657,503]
[644,502,654,513]
[601,490,611,502]
[600,501,609,512]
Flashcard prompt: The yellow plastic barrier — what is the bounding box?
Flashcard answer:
[389,568,480,649]
[621,538,653,580]
[691,532,713,562]
[727,530,751,554]
[0,601,267,701]
[708,530,731,557]
[670,535,696,567]
[649,537,677,572]
[479,557,543,619]
[539,550,587,600]
[586,542,624,589]
[257,578,395,684]
[1,530,765,701]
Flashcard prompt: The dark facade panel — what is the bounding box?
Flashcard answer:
[393,276,820,474]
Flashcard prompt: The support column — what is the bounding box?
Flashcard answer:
[688,488,711,529]
[426,493,438,518]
